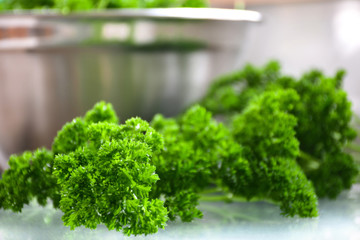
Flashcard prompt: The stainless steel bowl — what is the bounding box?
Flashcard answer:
[0,8,261,164]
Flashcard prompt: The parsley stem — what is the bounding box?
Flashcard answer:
[200,194,276,205]
[298,151,321,171]
[346,143,360,153]
[199,204,264,222]
[354,114,360,126]
[200,187,223,195]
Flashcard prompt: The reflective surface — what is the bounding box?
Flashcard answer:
[0,184,359,240]
[0,9,261,50]
[0,9,260,160]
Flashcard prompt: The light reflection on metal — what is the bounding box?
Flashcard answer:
[333,2,360,56]
[0,8,262,21]
[0,8,261,50]
[0,8,260,161]
[102,23,131,41]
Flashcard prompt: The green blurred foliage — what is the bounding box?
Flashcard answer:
[0,0,208,11]
[0,0,54,9]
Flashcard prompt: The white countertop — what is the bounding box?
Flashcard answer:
[1,184,359,240]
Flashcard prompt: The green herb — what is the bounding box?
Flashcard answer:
[53,102,168,235]
[0,101,168,236]
[228,89,318,217]
[54,119,167,235]
[201,60,359,199]
[150,105,230,221]
[151,102,318,219]
[1,61,357,235]
[0,148,60,212]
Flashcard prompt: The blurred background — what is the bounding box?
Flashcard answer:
[0,0,360,169]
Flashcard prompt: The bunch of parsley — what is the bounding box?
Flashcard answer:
[0,102,168,236]
[201,60,359,199]
[0,61,358,235]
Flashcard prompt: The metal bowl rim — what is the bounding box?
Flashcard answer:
[0,8,262,22]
